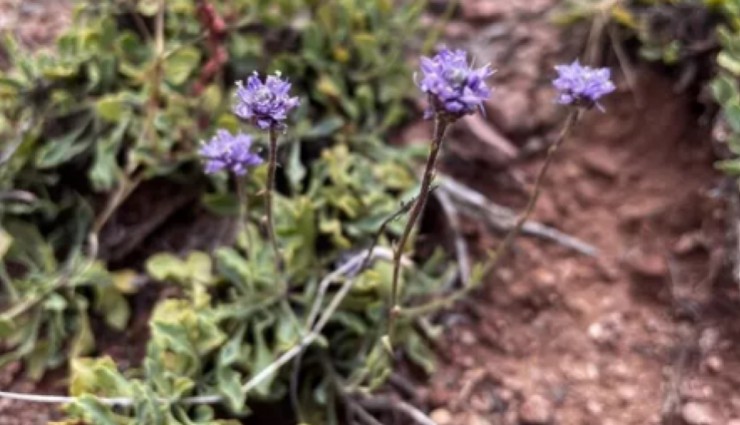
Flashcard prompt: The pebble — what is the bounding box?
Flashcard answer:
[681,402,719,425]
[518,394,553,424]
[460,0,507,22]
[623,250,668,278]
[588,313,624,347]
[581,148,620,178]
[466,413,493,425]
[460,330,477,346]
[704,355,723,373]
[431,408,453,425]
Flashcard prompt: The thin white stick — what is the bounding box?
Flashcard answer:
[245,247,395,392]
[0,248,395,407]
[435,189,471,286]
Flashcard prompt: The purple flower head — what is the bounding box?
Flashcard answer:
[417,48,494,120]
[199,129,263,176]
[233,71,300,130]
[553,61,615,110]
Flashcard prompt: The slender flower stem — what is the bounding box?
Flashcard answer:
[485,109,582,271]
[236,176,254,253]
[400,108,583,319]
[388,115,450,332]
[266,128,282,273]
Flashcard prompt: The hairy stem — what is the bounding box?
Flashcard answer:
[266,128,282,273]
[236,176,255,254]
[485,109,581,271]
[388,116,449,333]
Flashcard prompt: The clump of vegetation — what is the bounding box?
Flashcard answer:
[0,1,616,423]
[0,1,451,422]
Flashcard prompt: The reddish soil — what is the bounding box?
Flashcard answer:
[426,70,740,425]
[411,3,740,425]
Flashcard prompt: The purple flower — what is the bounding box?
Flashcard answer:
[233,71,300,130]
[199,129,263,176]
[553,61,615,110]
[417,48,494,119]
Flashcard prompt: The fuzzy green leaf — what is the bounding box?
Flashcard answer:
[164,46,201,86]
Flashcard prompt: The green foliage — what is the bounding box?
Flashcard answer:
[0,0,460,423]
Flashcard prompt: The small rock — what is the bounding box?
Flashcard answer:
[617,385,638,403]
[673,231,704,255]
[586,400,603,415]
[533,268,557,287]
[431,408,453,425]
[466,413,493,425]
[460,0,506,22]
[682,402,719,425]
[518,394,553,424]
[588,313,624,347]
[460,330,477,346]
[623,250,668,278]
[699,328,720,354]
[704,355,723,373]
[618,199,668,223]
[581,148,620,178]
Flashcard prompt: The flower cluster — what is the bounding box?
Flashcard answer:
[553,61,615,110]
[417,48,494,119]
[199,130,263,176]
[234,71,301,130]
[199,71,300,176]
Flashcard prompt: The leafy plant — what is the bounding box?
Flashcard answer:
[0,0,459,423]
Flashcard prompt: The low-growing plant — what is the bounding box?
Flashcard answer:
[0,1,616,424]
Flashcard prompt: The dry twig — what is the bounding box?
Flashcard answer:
[438,176,599,257]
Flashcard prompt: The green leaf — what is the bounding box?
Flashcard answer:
[712,75,738,105]
[286,141,307,193]
[202,192,239,216]
[137,0,160,16]
[72,395,118,425]
[0,228,11,259]
[146,253,186,282]
[185,251,213,285]
[70,313,95,358]
[216,366,245,412]
[95,286,131,331]
[164,46,201,85]
[305,117,345,139]
[725,100,740,133]
[716,158,740,175]
[34,118,92,168]
[95,94,128,122]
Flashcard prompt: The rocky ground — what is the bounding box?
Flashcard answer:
[415,1,740,425]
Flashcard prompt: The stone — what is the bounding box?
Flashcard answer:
[581,148,620,178]
[466,413,493,425]
[704,355,723,373]
[460,0,507,22]
[588,313,624,347]
[518,394,553,424]
[431,408,454,425]
[681,402,719,425]
[623,250,667,278]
